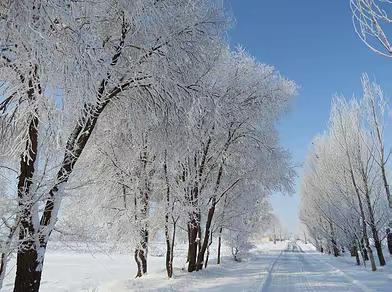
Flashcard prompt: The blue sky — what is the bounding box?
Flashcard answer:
[227,0,392,233]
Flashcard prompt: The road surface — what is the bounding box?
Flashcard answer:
[260,241,370,292]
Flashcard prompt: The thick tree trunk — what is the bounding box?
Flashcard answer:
[14,241,50,292]
[12,27,132,292]
[14,75,41,292]
[187,220,199,272]
[374,238,385,266]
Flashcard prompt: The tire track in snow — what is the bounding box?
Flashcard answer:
[297,244,371,292]
[258,242,287,292]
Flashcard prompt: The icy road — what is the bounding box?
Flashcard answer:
[260,241,373,292]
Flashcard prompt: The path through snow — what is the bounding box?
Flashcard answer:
[260,241,372,292]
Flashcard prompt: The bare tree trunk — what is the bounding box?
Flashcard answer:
[163,151,174,278]
[0,220,17,290]
[351,244,361,265]
[196,202,215,271]
[369,97,392,208]
[387,232,392,255]
[165,222,173,278]
[364,190,385,266]
[187,219,199,272]
[134,214,148,277]
[354,245,361,266]
[134,249,143,278]
[166,222,176,278]
[217,226,223,264]
[165,220,176,278]
[204,231,213,269]
[329,221,340,257]
[348,158,377,271]
[14,74,42,292]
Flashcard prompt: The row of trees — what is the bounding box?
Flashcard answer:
[300,75,391,271]
[0,1,295,291]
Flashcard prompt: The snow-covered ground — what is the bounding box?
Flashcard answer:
[3,240,392,291]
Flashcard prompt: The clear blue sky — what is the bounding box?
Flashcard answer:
[227,0,392,234]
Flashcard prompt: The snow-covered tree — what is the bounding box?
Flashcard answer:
[300,86,391,271]
[350,0,392,57]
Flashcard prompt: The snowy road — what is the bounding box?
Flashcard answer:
[260,241,369,292]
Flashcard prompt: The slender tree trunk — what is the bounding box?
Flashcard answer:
[0,253,7,290]
[351,244,361,265]
[329,221,340,257]
[350,245,356,257]
[381,165,392,208]
[358,239,367,266]
[165,223,173,277]
[164,212,176,278]
[165,221,176,278]
[204,231,213,269]
[355,245,361,266]
[187,224,191,263]
[217,226,223,264]
[387,232,392,255]
[348,161,376,271]
[370,99,392,208]
[0,253,6,289]
[0,221,17,290]
[361,240,369,261]
[364,190,385,266]
[134,249,143,278]
[196,203,215,270]
[232,247,239,262]
[164,150,173,277]
[134,211,148,276]
[364,236,376,271]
